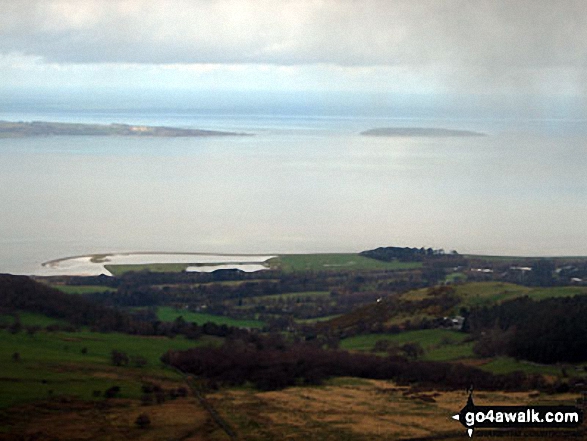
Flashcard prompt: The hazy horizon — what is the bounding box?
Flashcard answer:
[2,1,587,117]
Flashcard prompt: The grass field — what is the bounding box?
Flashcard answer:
[326,327,580,376]
[105,263,190,276]
[102,253,422,275]
[523,286,587,300]
[52,285,115,294]
[340,329,473,361]
[156,306,266,328]
[399,282,587,310]
[445,272,467,283]
[478,357,565,377]
[269,253,422,272]
[251,290,331,301]
[455,282,587,307]
[0,328,220,408]
[295,314,343,324]
[0,311,70,327]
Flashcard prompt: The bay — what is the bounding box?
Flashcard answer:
[0,112,586,274]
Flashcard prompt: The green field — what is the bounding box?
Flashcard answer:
[0,328,220,408]
[523,286,587,300]
[479,357,565,376]
[465,254,587,262]
[105,263,190,276]
[445,272,467,283]
[156,306,266,328]
[399,282,587,312]
[425,341,476,361]
[52,285,114,295]
[0,311,70,327]
[340,329,472,361]
[105,254,422,275]
[294,314,343,324]
[455,282,587,307]
[270,253,422,272]
[252,291,331,301]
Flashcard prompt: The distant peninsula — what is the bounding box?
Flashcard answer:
[360,127,485,137]
[0,121,250,138]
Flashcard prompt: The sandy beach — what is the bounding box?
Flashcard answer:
[39,252,276,276]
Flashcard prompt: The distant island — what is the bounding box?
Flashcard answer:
[360,127,485,137]
[0,121,250,138]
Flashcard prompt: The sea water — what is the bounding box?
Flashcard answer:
[0,110,586,274]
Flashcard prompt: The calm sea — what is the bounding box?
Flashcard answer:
[0,110,586,274]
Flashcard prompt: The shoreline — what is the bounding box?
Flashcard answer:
[39,252,278,277]
[41,251,281,267]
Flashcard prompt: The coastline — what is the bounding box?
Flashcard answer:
[0,120,251,138]
[41,251,282,267]
[39,252,277,277]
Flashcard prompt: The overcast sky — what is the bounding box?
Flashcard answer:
[1,0,586,115]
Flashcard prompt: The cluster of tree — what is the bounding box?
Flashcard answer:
[40,253,455,335]
[110,350,147,367]
[496,259,558,287]
[0,274,141,332]
[467,257,587,287]
[79,267,437,331]
[0,274,252,340]
[140,382,188,406]
[161,335,544,392]
[556,261,587,282]
[0,316,78,336]
[242,290,388,323]
[113,267,281,287]
[88,273,331,307]
[56,273,119,288]
[467,295,587,363]
[360,246,457,262]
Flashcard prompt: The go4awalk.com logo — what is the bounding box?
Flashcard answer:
[452,391,583,437]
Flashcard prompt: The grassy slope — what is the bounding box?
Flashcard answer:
[270,253,422,272]
[335,282,587,371]
[0,328,221,408]
[105,263,190,276]
[339,329,569,375]
[295,314,343,324]
[251,290,331,301]
[0,311,70,327]
[51,285,114,295]
[156,306,266,328]
[479,357,565,376]
[340,329,474,362]
[399,282,587,309]
[455,282,587,307]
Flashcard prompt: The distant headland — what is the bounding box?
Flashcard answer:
[360,127,486,137]
[0,121,250,138]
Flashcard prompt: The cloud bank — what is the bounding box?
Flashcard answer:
[1,0,586,102]
[1,0,585,68]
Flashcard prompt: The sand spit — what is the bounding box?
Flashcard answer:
[39,252,276,276]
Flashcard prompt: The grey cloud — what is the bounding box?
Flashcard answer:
[1,0,586,68]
